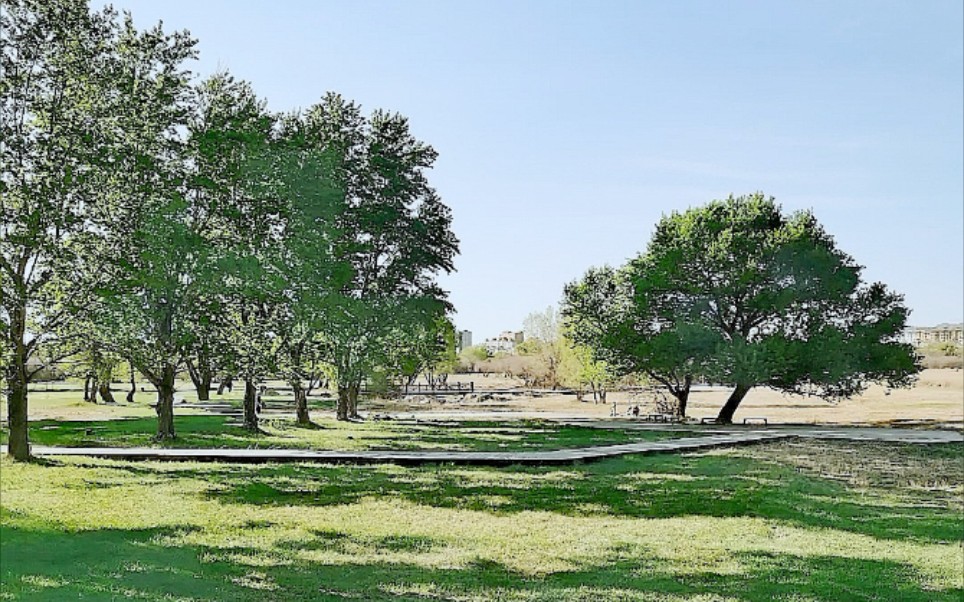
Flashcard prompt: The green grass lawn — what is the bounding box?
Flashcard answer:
[1,440,961,601]
[1,415,688,452]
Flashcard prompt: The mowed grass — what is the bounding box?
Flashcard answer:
[1,440,961,601]
[0,415,689,452]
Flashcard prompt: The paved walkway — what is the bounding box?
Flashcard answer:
[556,420,964,444]
[4,423,958,467]
[3,431,793,466]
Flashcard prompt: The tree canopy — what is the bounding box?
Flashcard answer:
[564,194,919,422]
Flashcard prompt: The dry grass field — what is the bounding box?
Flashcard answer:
[375,369,964,428]
[5,369,961,428]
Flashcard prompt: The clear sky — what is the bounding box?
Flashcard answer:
[99,0,963,339]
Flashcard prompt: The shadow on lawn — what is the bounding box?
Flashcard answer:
[12,415,681,452]
[2,513,960,602]
[89,445,961,546]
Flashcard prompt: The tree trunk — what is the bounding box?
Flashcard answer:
[348,382,361,419]
[87,375,99,403]
[197,371,212,401]
[336,384,350,421]
[186,359,212,401]
[674,375,692,419]
[293,381,310,425]
[126,360,136,403]
[98,382,116,404]
[154,366,177,440]
[83,375,92,402]
[216,375,233,395]
[716,383,752,424]
[6,368,30,461]
[242,378,259,431]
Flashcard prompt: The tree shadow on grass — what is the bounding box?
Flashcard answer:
[86,446,963,546]
[2,512,959,601]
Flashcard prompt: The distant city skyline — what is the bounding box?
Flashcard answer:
[97,0,964,340]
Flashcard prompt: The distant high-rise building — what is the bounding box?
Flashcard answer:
[457,330,473,352]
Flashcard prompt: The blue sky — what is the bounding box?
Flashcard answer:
[100,0,963,339]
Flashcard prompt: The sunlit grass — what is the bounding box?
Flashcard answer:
[2,415,689,452]
[1,440,961,600]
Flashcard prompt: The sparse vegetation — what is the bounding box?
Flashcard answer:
[920,342,964,369]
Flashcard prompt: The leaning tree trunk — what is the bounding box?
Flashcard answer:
[126,360,136,403]
[98,382,116,404]
[293,380,310,425]
[716,383,753,424]
[154,365,177,440]
[242,378,259,431]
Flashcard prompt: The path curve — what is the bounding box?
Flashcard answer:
[3,432,792,466]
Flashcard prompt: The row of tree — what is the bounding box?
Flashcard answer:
[1,0,458,460]
[561,194,920,422]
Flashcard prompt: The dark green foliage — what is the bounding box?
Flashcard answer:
[289,94,458,420]
[565,194,920,422]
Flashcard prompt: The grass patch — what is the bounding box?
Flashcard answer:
[1,440,961,600]
[2,415,688,452]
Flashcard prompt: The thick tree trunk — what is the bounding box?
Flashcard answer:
[197,372,212,401]
[6,302,31,460]
[716,383,752,424]
[348,382,361,419]
[336,384,350,421]
[242,378,259,430]
[83,375,92,402]
[154,366,177,440]
[6,369,30,461]
[126,360,136,403]
[293,381,310,425]
[98,382,116,404]
[186,359,213,401]
[87,376,99,403]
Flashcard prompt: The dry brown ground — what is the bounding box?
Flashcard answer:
[375,369,964,427]
[8,369,962,427]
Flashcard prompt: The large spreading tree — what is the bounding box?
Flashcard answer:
[566,194,919,423]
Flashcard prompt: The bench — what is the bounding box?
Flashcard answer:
[742,417,768,425]
[700,417,719,425]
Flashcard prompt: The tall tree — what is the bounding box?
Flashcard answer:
[187,72,277,431]
[298,94,458,420]
[268,117,348,426]
[631,193,919,423]
[1,0,126,459]
[90,14,199,439]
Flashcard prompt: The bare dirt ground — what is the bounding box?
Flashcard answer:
[7,369,962,428]
[371,369,964,428]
